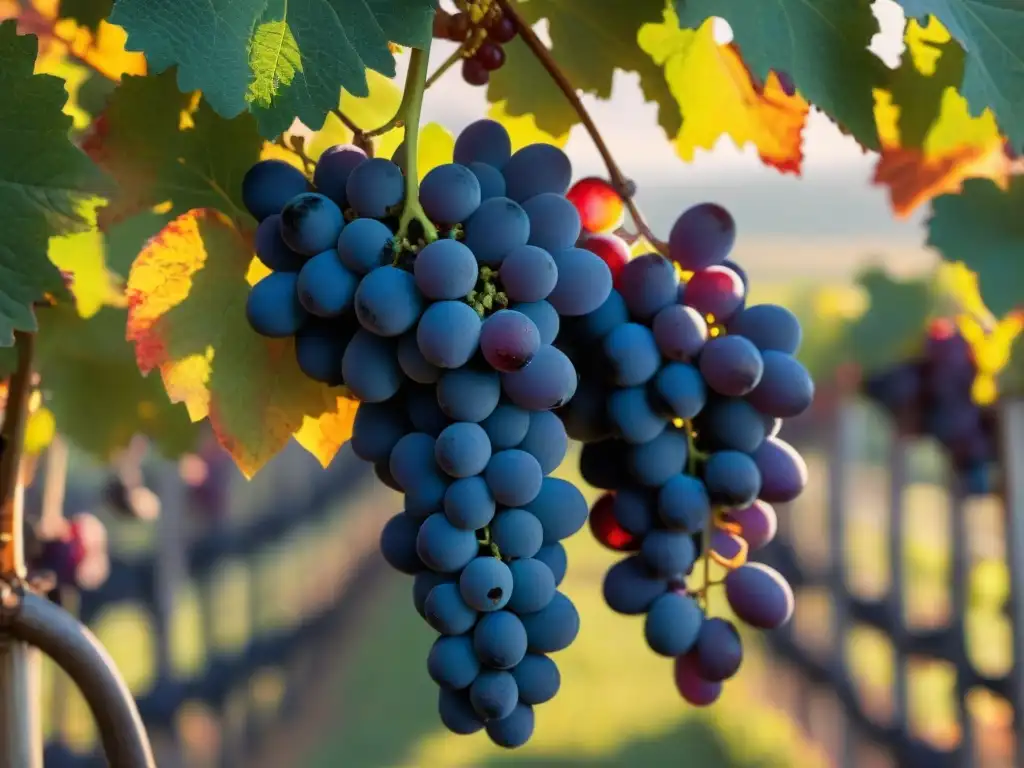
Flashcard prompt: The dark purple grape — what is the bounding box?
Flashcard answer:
[668,203,736,272]
[475,41,506,71]
[698,335,764,397]
[722,500,777,551]
[694,618,743,681]
[462,57,490,86]
[724,562,794,629]
[675,652,722,706]
[488,14,517,44]
[752,437,807,503]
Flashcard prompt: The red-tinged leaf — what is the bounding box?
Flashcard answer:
[639,12,809,174]
[874,142,1010,218]
[873,18,1012,218]
[125,208,355,478]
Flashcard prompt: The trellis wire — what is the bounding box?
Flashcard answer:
[763,396,1024,768]
[34,443,393,768]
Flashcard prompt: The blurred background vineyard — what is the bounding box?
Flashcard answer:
[1,0,1021,765]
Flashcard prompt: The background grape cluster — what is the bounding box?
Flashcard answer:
[555,195,813,705]
[242,118,619,747]
[863,318,998,496]
[435,2,518,87]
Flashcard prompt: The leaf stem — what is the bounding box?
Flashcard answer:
[365,46,432,139]
[426,47,465,90]
[0,332,36,576]
[393,47,438,246]
[495,0,668,256]
[274,134,315,174]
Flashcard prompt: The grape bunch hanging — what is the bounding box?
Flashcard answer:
[434,0,517,87]
[863,319,998,496]
[240,112,813,746]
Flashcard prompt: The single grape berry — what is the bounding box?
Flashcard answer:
[488,14,517,44]
[474,41,506,71]
[462,57,490,86]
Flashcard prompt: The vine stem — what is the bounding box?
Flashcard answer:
[426,47,464,90]
[0,332,35,576]
[389,47,439,245]
[495,0,669,256]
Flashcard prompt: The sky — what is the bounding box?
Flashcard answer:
[412,1,909,183]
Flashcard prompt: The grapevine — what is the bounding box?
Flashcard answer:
[0,0,1021,760]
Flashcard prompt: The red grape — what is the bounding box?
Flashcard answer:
[578,233,629,285]
[682,266,745,322]
[588,493,640,552]
[488,14,517,44]
[674,652,723,706]
[475,41,506,71]
[462,57,490,86]
[566,177,624,234]
[449,12,471,41]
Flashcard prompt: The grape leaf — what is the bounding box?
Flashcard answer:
[13,1,147,81]
[674,0,886,150]
[83,70,263,229]
[125,208,356,477]
[0,19,110,346]
[48,229,124,319]
[34,303,199,459]
[639,12,808,173]
[488,0,676,139]
[109,0,436,138]
[874,18,1010,217]
[488,100,569,149]
[895,0,1024,151]
[928,177,1024,317]
[58,0,112,31]
[998,315,1024,396]
[842,267,937,374]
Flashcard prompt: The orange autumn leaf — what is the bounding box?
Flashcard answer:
[3,0,146,80]
[874,141,1010,219]
[873,17,1010,218]
[125,208,356,478]
[639,12,808,174]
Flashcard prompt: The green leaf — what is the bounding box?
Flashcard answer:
[999,329,1024,397]
[843,267,936,374]
[87,71,264,227]
[0,20,110,346]
[887,18,965,149]
[674,0,886,150]
[109,0,436,138]
[895,1,1024,150]
[488,0,679,139]
[928,178,1024,317]
[59,0,113,30]
[34,303,199,459]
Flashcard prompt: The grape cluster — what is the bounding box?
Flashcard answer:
[863,319,997,495]
[555,199,813,705]
[241,119,615,747]
[26,512,110,592]
[437,3,518,87]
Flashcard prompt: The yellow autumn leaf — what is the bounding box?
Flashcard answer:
[639,11,808,173]
[488,100,570,151]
